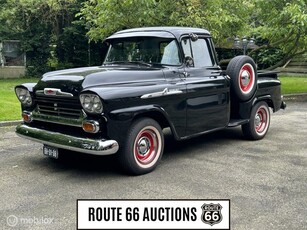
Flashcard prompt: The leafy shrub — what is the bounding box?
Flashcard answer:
[250,48,285,70]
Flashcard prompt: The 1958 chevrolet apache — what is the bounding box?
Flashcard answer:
[15,27,286,175]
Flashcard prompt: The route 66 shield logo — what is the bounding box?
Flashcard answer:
[201,203,223,226]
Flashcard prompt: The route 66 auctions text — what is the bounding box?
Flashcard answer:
[77,200,230,229]
[89,206,197,222]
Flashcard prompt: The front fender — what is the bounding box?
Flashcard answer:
[15,83,37,92]
[81,85,186,141]
[106,104,181,143]
[109,104,166,121]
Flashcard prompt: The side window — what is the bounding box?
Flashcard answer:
[191,39,213,67]
[181,37,214,68]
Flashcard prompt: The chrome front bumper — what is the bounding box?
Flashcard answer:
[16,124,119,155]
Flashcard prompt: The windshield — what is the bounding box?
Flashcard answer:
[103,37,181,66]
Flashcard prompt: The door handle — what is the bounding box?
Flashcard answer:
[182,71,190,78]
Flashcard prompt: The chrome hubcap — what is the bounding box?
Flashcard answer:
[255,114,261,127]
[241,70,250,87]
[134,126,162,168]
[137,137,150,155]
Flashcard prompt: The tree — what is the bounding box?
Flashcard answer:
[79,0,306,69]
[1,0,306,72]
[78,0,252,46]
[250,0,307,69]
[0,0,102,76]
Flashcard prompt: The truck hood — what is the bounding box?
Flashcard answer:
[34,66,166,97]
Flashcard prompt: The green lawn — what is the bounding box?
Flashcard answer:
[0,78,38,121]
[0,76,306,121]
[279,75,307,95]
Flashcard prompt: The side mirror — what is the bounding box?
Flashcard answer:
[185,56,194,67]
[190,33,198,42]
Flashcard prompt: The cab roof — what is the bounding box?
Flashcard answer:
[107,27,211,40]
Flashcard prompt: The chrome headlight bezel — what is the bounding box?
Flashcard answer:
[79,93,103,114]
[15,87,33,106]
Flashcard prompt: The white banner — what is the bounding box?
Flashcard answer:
[77,199,230,229]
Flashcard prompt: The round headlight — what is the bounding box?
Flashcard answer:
[93,96,102,111]
[83,95,92,110]
[15,87,33,106]
[80,94,103,114]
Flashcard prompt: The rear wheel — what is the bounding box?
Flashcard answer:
[242,101,270,140]
[119,118,164,175]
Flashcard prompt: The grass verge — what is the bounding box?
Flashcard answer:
[0,75,306,121]
[279,75,307,95]
[0,78,38,121]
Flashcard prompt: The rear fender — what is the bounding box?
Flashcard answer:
[237,95,275,119]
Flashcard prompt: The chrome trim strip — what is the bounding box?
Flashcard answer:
[32,111,84,127]
[141,88,183,99]
[16,124,119,155]
[33,117,82,127]
[36,88,73,97]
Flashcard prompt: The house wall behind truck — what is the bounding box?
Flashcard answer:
[0,66,26,78]
[0,40,26,78]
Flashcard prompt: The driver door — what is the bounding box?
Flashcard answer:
[181,36,230,136]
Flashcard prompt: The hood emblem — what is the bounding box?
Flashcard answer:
[44,88,57,95]
[36,88,73,97]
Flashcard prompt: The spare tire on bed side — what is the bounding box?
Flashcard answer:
[226,55,258,102]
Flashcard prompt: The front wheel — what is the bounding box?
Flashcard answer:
[119,118,164,175]
[242,101,271,140]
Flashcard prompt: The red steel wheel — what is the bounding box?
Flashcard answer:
[242,101,271,140]
[255,105,269,135]
[133,126,161,168]
[239,63,255,95]
[119,118,164,175]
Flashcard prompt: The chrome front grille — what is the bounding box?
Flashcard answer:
[35,96,82,119]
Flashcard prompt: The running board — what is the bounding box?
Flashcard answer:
[228,119,249,127]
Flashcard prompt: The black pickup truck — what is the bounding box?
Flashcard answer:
[15,27,286,175]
